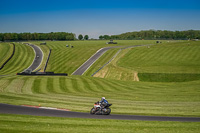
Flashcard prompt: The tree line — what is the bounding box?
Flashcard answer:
[0,32,76,41]
[99,30,200,40]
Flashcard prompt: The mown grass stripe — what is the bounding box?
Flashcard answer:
[98,78,121,92]
[0,43,10,63]
[46,77,54,93]
[107,80,135,91]
[79,77,94,92]
[64,78,74,93]
[59,77,69,93]
[53,77,63,93]
[0,80,10,92]
[71,78,79,92]
[88,78,106,92]
[81,77,101,93]
[91,78,113,92]
[32,78,41,93]
[21,77,34,94]
[5,79,24,93]
[39,78,48,94]
[75,77,87,93]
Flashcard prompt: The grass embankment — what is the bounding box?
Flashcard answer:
[94,41,200,82]
[0,43,14,68]
[0,75,199,117]
[0,114,199,133]
[0,43,34,75]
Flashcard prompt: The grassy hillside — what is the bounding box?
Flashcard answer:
[94,41,200,82]
[0,43,13,67]
[118,41,200,73]
[0,43,34,75]
[0,114,199,133]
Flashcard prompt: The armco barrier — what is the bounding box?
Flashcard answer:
[17,72,67,76]
[0,43,15,70]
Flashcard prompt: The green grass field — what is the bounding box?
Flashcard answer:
[0,114,199,133]
[0,40,200,132]
[118,41,200,73]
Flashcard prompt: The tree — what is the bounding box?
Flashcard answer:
[103,35,110,40]
[78,34,83,40]
[0,33,4,41]
[66,33,75,40]
[99,35,103,40]
[11,33,18,40]
[33,33,40,40]
[3,33,11,40]
[84,35,89,40]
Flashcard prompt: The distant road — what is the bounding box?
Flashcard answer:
[27,44,43,71]
[72,46,120,75]
[0,103,200,122]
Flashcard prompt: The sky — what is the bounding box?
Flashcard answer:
[0,0,200,39]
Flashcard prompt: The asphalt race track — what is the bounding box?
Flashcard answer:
[27,44,43,71]
[72,46,121,75]
[0,104,200,122]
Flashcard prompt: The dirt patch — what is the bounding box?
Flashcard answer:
[134,72,139,81]
[118,72,122,80]
[94,67,108,78]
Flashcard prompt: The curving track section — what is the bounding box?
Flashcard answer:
[0,104,200,122]
[27,44,43,71]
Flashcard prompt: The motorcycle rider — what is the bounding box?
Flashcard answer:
[100,97,109,109]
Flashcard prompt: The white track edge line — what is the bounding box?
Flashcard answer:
[71,48,103,75]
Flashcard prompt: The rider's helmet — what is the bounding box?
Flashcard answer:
[101,97,105,101]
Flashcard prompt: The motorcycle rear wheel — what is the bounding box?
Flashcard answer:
[90,108,95,115]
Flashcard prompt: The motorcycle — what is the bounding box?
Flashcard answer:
[90,101,112,115]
